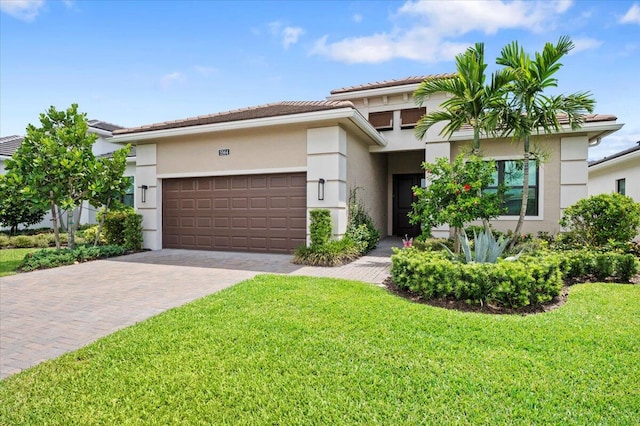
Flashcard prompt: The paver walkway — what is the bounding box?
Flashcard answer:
[0,237,401,379]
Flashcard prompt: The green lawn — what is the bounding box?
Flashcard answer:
[1,275,638,425]
[0,248,40,277]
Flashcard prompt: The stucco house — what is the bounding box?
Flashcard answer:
[588,142,640,203]
[0,120,136,229]
[109,75,623,253]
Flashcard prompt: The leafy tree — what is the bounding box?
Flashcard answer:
[559,193,640,246]
[0,174,46,234]
[5,104,98,249]
[409,154,505,244]
[495,36,595,245]
[88,145,132,245]
[414,42,512,154]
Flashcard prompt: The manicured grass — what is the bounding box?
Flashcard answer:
[1,276,639,425]
[0,248,40,277]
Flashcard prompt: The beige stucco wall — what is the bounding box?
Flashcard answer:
[155,126,307,176]
[346,133,388,236]
[450,135,564,235]
[589,152,640,203]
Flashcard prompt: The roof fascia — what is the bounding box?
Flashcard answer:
[327,83,422,101]
[110,107,387,147]
[447,122,624,143]
[589,149,640,171]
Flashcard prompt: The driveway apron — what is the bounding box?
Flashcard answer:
[0,238,400,379]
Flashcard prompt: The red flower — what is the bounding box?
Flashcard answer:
[463,184,471,191]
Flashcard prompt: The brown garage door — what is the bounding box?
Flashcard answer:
[162,173,306,253]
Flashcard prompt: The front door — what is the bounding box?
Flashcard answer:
[393,174,423,238]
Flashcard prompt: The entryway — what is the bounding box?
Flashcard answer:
[392,173,423,238]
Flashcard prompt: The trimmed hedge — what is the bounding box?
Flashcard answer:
[391,249,563,308]
[18,245,126,272]
[555,249,639,282]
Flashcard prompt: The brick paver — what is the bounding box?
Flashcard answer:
[0,237,400,379]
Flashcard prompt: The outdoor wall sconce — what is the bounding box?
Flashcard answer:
[140,185,148,203]
[318,178,325,201]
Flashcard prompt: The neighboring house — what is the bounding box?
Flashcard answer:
[0,120,136,230]
[588,142,640,202]
[110,75,623,252]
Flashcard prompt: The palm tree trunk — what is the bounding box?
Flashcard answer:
[510,136,530,249]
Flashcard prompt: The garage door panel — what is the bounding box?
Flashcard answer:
[163,172,306,253]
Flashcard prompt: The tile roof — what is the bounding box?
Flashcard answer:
[0,135,24,157]
[330,74,457,95]
[87,120,125,132]
[114,100,356,135]
[589,141,640,167]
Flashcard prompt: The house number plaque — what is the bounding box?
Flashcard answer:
[218,149,230,156]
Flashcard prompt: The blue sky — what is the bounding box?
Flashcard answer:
[1,0,639,160]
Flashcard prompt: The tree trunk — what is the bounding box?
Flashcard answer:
[50,194,61,250]
[509,136,530,249]
[67,209,75,250]
[95,198,110,246]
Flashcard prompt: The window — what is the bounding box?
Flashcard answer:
[486,160,539,216]
[616,178,626,195]
[400,107,426,129]
[368,111,393,130]
[120,177,135,207]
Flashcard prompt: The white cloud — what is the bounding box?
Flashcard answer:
[267,21,304,49]
[282,26,304,48]
[620,3,640,24]
[571,37,603,54]
[193,65,216,76]
[160,72,184,89]
[352,13,362,23]
[312,0,575,64]
[0,0,45,22]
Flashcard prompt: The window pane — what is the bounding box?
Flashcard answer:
[502,188,537,216]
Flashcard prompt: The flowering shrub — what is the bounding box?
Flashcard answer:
[409,154,505,236]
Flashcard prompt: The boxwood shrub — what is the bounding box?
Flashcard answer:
[391,249,563,308]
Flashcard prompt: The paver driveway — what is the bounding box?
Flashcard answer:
[0,238,398,379]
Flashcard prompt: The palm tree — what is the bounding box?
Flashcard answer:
[415,42,511,154]
[496,36,595,245]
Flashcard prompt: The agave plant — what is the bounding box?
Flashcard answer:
[442,230,515,263]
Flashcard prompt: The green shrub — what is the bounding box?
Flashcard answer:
[345,188,380,254]
[560,193,640,246]
[0,233,11,248]
[309,209,332,250]
[555,249,639,283]
[413,237,454,252]
[123,214,143,251]
[80,225,106,245]
[617,254,639,282]
[102,208,143,250]
[293,238,360,267]
[18,245,126,272]
[33,234,51,248]
[10,235,34,248]
[391,249,563,308]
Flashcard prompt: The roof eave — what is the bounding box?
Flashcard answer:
[327,83,423,101]
[446,122,624,143]
[589,148,640,170]
[110,108,387,147]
